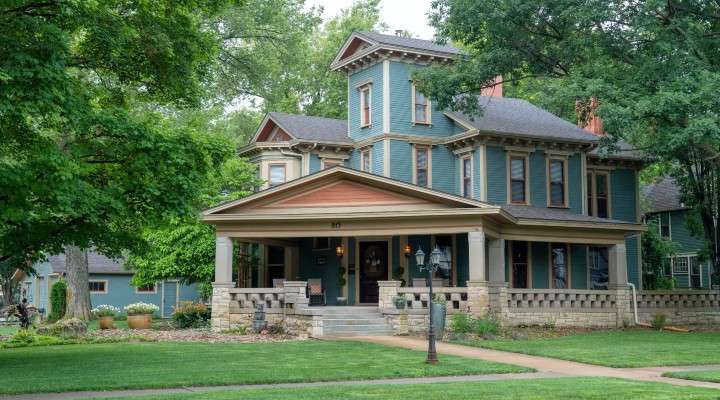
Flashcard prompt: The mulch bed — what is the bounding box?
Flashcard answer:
[87,328,302,343]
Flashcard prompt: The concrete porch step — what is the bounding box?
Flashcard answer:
[323,318,389,326]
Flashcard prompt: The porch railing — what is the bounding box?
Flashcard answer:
[228,281,309,313]
[637,290,720,310]
[505,288,617,312]
[396,287,469,313]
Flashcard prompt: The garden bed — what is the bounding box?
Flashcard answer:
[87,327,299,344]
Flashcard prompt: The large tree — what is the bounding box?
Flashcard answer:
[1,0,231,318]
[416,0,720,282]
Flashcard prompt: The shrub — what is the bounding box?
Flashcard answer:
[48,280,67,322]
[222,325,248,335]
[92,305,120,318]
[10,329,37,344]
[124,302,159,316]
[172,301,210,328]
[449,313,474,334]
[652,313,667,330]
[475,315,500,336]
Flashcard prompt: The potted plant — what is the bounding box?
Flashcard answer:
[393,295,407,310]
[431,293,447,338]
[92,305,120,329]
[124,302,158,329]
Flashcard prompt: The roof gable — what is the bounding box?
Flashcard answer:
[249,112,349,146]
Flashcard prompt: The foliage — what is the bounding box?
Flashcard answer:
[92,305,120,318]
[432,293,447,305]
[36,318,88,339]
[475,315,500,337]
[652,313,667,331]
[172,301,211,328]
[0,256,28,307]
[642,222,677,290]
[9,329,36,344]
[418,0,720,276]
[48,280,67,322]
[449,312,474,334]
[124,302,159,316]
[222,325,248,335]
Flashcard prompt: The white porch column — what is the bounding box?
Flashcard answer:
[488,239,506,284]
[211,236,234,331]
[608,242,628,288]
[468,231,486,281]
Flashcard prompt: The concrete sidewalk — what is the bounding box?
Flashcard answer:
[351,335,720,390]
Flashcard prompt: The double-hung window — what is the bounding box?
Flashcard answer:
[550,243,569,289]
[548,158,567,207]
[359,85,371,127]
[268,164,286,187]
[461,155,472,198]
[89,280,107,294]
[509,155,528,204]
[412,83,431,124]
[414,146,430,187]
[360,149,371,172]
[587,171,609,218]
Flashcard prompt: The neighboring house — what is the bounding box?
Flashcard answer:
[204,31,653,331]
[22,251,200,318]
[643,178,713,289]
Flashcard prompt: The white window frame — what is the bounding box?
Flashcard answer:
[460,154,473,198]
[135,282,157,294]
[412,145,432,187]
[359,85,372,128]
[89,280,108,294]
[411,82,432,125]
[360,148,372,172]
[547,156,569,208]
[268,163,287,187]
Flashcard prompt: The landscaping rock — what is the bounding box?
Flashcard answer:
[511,331,528,341]
[36,318,88,338]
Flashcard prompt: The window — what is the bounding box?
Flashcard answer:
[266,246,285,287]
[461,155,472,198]
[322,159,342,169]
[509,156,527,204]
[360,86,371,127]
[548,158,566,207]
[414,146,430,187]
[313,237,329,250]
[588,246,609,290]
[412,83,430,124]
[511,241,529,288]
[268,164,286,187]
[657,214,671,238]
[89,280,107,293]
[360,149,371,172]
[550,243,569,289]
[136,283,156,294]
[587,171,609,218]
[672,256,690,274]
[668,254,704,289]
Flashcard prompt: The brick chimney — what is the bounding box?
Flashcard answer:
[576,97,604,136]
[480,75,503,97]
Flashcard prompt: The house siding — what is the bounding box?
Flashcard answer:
[298,238,342,305]
[486,146,507,203]
[390,139,412,183]
[309,153,322,174]
[473,147,482,199]
[432,145,457,194]
[456,233,469,286]
[532,242,549,289]
[626,236,640,287]
[529,150,546,207]
[568,153,583,214]
[349,63,384,141]
[372,140,385,175]
[611,168,637,222]
[571,244,588,289]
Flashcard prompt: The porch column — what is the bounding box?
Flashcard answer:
[608,242,632,327]
[467,231,489,317]
[488,239,508,321]
[211,236,234,331]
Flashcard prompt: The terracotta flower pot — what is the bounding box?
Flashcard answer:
[127,314,152,329]
[98,316,115,330]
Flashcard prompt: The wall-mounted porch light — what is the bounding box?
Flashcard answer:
[335,245,345,258]
[403,244,412,257]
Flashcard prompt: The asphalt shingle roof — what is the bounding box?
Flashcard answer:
[356,31,461,55]
[48,250,129,275]
[447,96,600,143]
[269,112,350,144]
[643,177,684,213]
[589,137,643,160]
[501,204,635,225]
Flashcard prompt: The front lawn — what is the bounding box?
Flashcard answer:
[455,330,720,367]
[90,378,720,400]
[664,369,720,383]
[0,340,528,394]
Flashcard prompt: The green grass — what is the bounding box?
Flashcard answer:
[89,378,720,400]
[664,369,720,383]
[455,330,720,367]
[0,340,528,394]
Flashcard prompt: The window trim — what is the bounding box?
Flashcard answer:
[412,145,432,188]
[509,240,532,289]
[359,84,372,128]
[549,243,571,289]
[411,82,432,125]
[547,156,569,208]
[460,153,473,198]
[507,153,529,205]
[268,163,287,188]
[135,283,157,294]
[587,170,611,218]
[89,280,108,294]
[360,148,372,172]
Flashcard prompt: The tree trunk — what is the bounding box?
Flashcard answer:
[0,277,15,307]
[65,246,91,320]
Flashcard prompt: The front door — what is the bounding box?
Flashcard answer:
[359,241,388,304]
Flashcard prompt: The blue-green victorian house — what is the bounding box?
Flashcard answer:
[203,32,668,335]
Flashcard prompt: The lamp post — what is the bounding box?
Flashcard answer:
[415,245,445,364]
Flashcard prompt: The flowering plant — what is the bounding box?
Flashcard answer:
[124,302,159,316]
[92,305,120,318]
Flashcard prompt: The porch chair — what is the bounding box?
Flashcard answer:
[307,278,326,306]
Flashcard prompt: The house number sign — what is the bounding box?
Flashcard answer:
[331,222,341,229]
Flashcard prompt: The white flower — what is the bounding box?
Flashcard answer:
[92,304,120,317]
[124,302,160,315]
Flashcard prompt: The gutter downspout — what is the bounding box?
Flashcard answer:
[627,282,639,325]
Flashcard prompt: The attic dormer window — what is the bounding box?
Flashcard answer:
[411,83,431,124]
[359,85,371,127]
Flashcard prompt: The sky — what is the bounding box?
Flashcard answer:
[305,0,436,39]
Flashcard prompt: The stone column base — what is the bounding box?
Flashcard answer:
[466,280,490,317]
[211,283,233,331]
